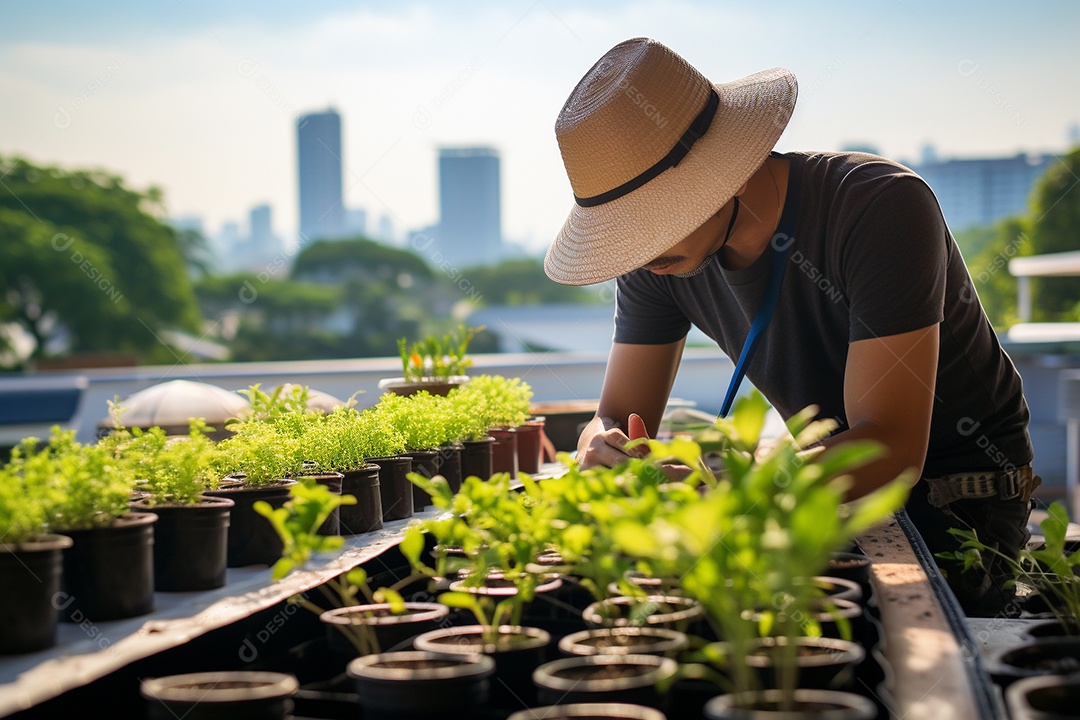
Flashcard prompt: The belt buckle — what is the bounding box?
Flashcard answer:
[997,469,1020,500]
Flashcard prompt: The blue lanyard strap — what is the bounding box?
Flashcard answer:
[719,238,790,418]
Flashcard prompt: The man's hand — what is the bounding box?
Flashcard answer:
[577,413,650,469]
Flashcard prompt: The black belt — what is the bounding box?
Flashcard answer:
[923,465,1037,506]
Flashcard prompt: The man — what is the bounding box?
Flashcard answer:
[543,37,1038,617]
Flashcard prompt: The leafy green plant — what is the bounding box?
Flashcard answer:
[0,460,48,544]
[8,427,137,531]
[372,391,450,452]
[216,419,306,485]
[102,410,225,505]
[256,481,423,655]
[452,374,532,432]
[608,391,912,708]
[407,471,557,644]
[941,501,1080,634]
[397,324,483,382]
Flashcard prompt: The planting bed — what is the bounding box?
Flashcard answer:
[0,476,1006,719]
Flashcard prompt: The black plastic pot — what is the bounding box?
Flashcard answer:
[460,436,495,482]
[58,512,157,622]
[297,471,344,536]
[320,602,450,655]
[0,534,72,654]
[339,465,382,535]
[533,654,678,709]
[559,627,690,658]
[367,456,414,521]
[1006,672,1080,720]
[1025,620,1080,639]
[434,443,463,494]
[140,671,298,720]
[827,551,872,603]
[704,689,877,719]
[490,426,518,475]
[583,595,705,632]
[406,449,439,512]
[347,650,494,720]
[812,576,863,605]
[130,495,233,591]
[750,598,865,642]
[992,638,1080,688]
[740,636,865,691]
[413,624,551,708]
[205,479,296,568]
[508,704,668,720]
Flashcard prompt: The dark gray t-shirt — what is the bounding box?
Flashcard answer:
[614,151,1032,476]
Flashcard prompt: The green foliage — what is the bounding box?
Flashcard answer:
[255,480,357,582]
[103,417,224,505]
[551,391,912,706]
[372,391,451,451]
[940,501,1080,634]
[407,471,558,644]
[7,427,136,530]
[1029,147,1080,319]
[463,258,601,306]
[0,156,201,366]
[0,461,48,544]
[960,217,1032,329]
[397,324,482,382]
[217,419,306,485]
[291,237,433,284]
[451,374,533,432]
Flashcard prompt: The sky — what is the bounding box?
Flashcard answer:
[2,0,1078,256]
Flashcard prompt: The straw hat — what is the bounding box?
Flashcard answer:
[545,38,798,286]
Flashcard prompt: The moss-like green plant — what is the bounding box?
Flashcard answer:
[109,420,226,505]
[397,324,482,382]
[372,391,448,452]
[216,419,306,485]
[0,461,47,544]
[442,387,491,442]
[9,428,137,531]
[445,374,532,438]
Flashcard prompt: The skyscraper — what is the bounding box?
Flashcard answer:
[297,108,345,243]
[437,146,502,267]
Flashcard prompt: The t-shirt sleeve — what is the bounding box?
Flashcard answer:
[841,176,948,343]
[613,270,691,345]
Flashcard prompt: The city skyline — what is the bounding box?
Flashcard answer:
[2,1,1077,255]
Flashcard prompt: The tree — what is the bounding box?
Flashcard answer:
[0,156,201,365]
[291,237,433,284]
[462,258,599,306]
[962,216,1032,329]
[1028,147,1080,319]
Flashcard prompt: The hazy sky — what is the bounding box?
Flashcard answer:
[2,0,1077,256]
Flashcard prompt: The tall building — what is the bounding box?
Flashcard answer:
[297,108,345,242]
[913,152,1057,231]
[436,146,502,267]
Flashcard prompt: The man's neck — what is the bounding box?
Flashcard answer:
[720,156,789,271]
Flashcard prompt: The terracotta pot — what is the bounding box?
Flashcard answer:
[515,417,546,474]
[0,534,73,654]
[141,671,298,720]
[490,427,518,475]
[378,376,469,397]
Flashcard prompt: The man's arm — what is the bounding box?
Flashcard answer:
[577,339,685,469]
[814,323,939,499]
